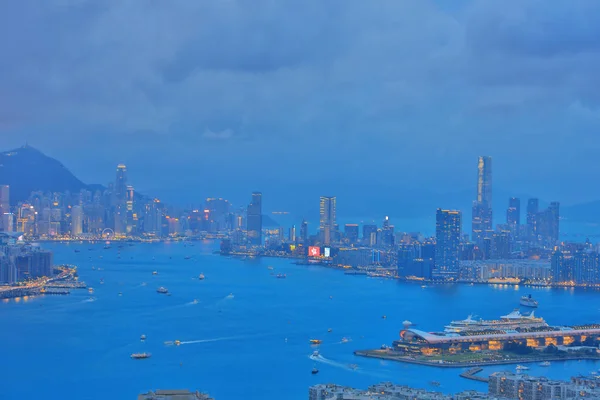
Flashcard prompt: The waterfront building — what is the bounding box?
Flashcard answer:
[472,156,493,244]
[459,259,551,282]
[434,209,462,280]
[309,382,488,400]
[394,310,600,356]
[138,389,214,400]
[488,372,600,399]
[344,224,359,245]
[319,196,336,245]
[334,247,374,268]
[71,205,83,237]
[247,192,262,246]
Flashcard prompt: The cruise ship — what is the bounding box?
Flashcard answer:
[520,294,539,308]
[444,310,547,333]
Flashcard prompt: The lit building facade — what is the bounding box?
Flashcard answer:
[434,209,462,280]
[247,192,262,246]
[319,196,336,245]
[472,156,493,244]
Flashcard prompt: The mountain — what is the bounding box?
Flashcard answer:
[0,145,98,205]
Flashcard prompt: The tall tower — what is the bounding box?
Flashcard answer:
[319,196,336,245]
[247,192,262,246]
[0,185,9,232]
[114,164,128,234]
[71,205,83,237]
[506,197,520,236]
[527,198,539,242]
[471,156,492,244]
[434,209,462,280]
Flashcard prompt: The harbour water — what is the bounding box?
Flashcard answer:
[1,241,599,400]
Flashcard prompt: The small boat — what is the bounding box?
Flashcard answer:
[226,293,234,299]
[174,340,181,346]
[382,315,387,319]
[192,299,199,304]
[88,287,94,294]
[430,381,440,387]
[348,364,358,370]
[516,365,529,371]
[276,274,286,279]
[118,292,123,296]
[327,328,332,333]
[311,367,319,375]
[184,256,191,260]
[329,296,333,299]
[309,339,322,345]
[520,294,539,308]
[157,287,168,294]
[198,274,205,280]
[91,266,96,270]
[152,271,158,275]
[130,352,151,359]
[341,337,349,343]
[100,279,104,284]
[312,351,320,357]
[267,266,274,270]
[104,246,111,250]
[540,361,551,367]
[74,250,80,253]
[140,334,146,341]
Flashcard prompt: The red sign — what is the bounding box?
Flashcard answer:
[308,246,321,257]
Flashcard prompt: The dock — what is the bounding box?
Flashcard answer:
[460,367,488,383]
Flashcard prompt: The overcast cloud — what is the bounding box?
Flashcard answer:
[1,0,599,211]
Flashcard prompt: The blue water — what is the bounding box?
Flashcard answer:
[1,241,600,400]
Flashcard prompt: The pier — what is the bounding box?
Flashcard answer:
[460,367,488,383]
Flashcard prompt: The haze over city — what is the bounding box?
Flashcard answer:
[2,0,600,214]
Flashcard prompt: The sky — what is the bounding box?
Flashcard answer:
[2,0,600,216]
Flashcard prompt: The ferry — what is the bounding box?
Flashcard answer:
[309,339,322,345]
[131,353,151,359]
[444,310,547,333]
[520,294,539,308]
[157,287,168,294]
[198,274,205,280]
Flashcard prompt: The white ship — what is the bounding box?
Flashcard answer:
[520,294,539,308]
[444,310,547,333]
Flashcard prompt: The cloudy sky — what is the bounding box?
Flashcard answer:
[2,0,600,215]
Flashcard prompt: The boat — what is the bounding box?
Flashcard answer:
[100,278,104,284]
[312,351,320,357]
[444,310,547,333]
[311,367,319,375]
[118,292,123,296]
[276,274,286,279]
[88,287,94,294]
[130,353,151,359]
[341,337,349,343]
[327,328,332,333]
[140,334,146,341]
[174,340,181,346]
[184,256,191,260]
[267,266,274,270]
[152,271,158,275]
[430,381,441,387]
[348,364,358,370]
[192,299,199,304]
[382,315,387,319]
[103,246,111,250]
[520,294,539,308]
[198,274,205,280]
[74,249,80,253]
[516,365,529,371]
[309,339,322,345]
[539,361,551,367]
[226,293,234,299]
[91,266,96,270]
[157,287,168,294]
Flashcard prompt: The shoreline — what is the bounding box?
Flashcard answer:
[354,349,600,368]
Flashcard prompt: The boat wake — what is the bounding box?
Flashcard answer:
[309,354,355,371]
[83,297,96,303]
[165,336,244,346]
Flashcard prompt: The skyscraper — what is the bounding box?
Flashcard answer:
[71,205,83,236]
[527,198,539,242]
[506,197,520,236]
[300,219,308,244]
[471,156,492,244]
[0,185,9,232]
[344,224,359,244]
[434,209,462,280]
[247,192,262,246]
[319,196,336,245]
[114,164,127,234]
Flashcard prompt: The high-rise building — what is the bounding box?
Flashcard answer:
[71,205,83,236]
[0,185,9,231]
[344,224,359,244]
[319,196,336,245]
[434,209,462,280]
[526,198,539,242]
[506,197,520,237]
[547,201,560,244]
[289,225,296,242]
[471,156,492,244]
[551,249,564,284]
[114,164,127,234]
[381,216,394,247]
[300,219,308,244]
[362,224,377,247]
[247,192,262,246]
[126,185,134,234]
